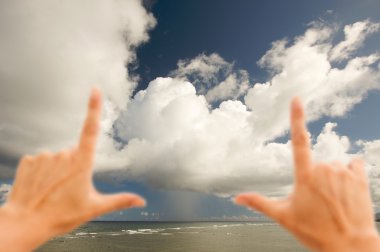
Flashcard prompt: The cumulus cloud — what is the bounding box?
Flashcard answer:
[101,20,380,197]
[107,76,369,196]
[312,123,351,163]
[0,0,156,164]
[245,21,380,141]
[329,20,380,62]
[111,77,287,194]
[169,53,250,103]
[358,140,380,205]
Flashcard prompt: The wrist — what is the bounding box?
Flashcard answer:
[0,204,52,252]
[322,229,380,252]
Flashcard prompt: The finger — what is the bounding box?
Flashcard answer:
[10,155,35,201]
[331,161,347,172]
[348,158,366,178]
[35,152,54,170]
[290,97,312,182]
[235,193,283,220]
[94,193,146,217]
[78,88,102,162]
[15,155,35,182]
[32,152,54,186]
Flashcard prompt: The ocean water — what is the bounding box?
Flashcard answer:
[37,221,308,252]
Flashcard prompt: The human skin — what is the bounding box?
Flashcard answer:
[235,97,380,252]
[0,88,145,252]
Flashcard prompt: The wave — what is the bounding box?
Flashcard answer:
[62,222,276,239]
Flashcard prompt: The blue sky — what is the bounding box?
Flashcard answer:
[1,0,380,221]
[136,0,380,87]
[135,0,380,144]
[102,0,380,220]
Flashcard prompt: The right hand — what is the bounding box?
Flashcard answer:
[235,97,380,252]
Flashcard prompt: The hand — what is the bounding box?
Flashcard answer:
[0,88,145,252]
[235,97,380,252]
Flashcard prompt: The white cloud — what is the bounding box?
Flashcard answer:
[245,22,380,141]
[97,20,380,197]
[111,77,288,194]
[170,53,250,103]
[329,20,380,62]
[205,71,250,104]
[359,140,380,169]
[0,0,156,159]
[105,77,373,196]
[357,140,380,206]
[312,123,351,163]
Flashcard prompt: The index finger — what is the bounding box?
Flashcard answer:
[290,97,312,181]
[78,88,102,161]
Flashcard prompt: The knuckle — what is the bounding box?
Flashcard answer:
[351,158,364,166]
[89,98,99,110]
[346,171,355,182]
[20,155,34,165]
[292,106,303,118]
[84,122,99,135]
[332,160,344,168]
[38,151,53,160]
[293,131,307,145]
[298,170,310,183]
[316,162,330,173]
[337,168,347,179]
[56,149,71,160]
[330,164,344,176]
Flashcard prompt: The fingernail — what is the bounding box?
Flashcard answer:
[91,87,100,98]
[131,197,146,208]
[234,196,248,206]
[291,96,301,108]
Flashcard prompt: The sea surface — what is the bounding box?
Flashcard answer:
[37,221,310,252]
[37,222,380,251]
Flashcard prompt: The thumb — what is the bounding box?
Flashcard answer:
[94,193,146,216]
[235,193,283,220]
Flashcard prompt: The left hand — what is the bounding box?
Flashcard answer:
[0,88,145,252]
